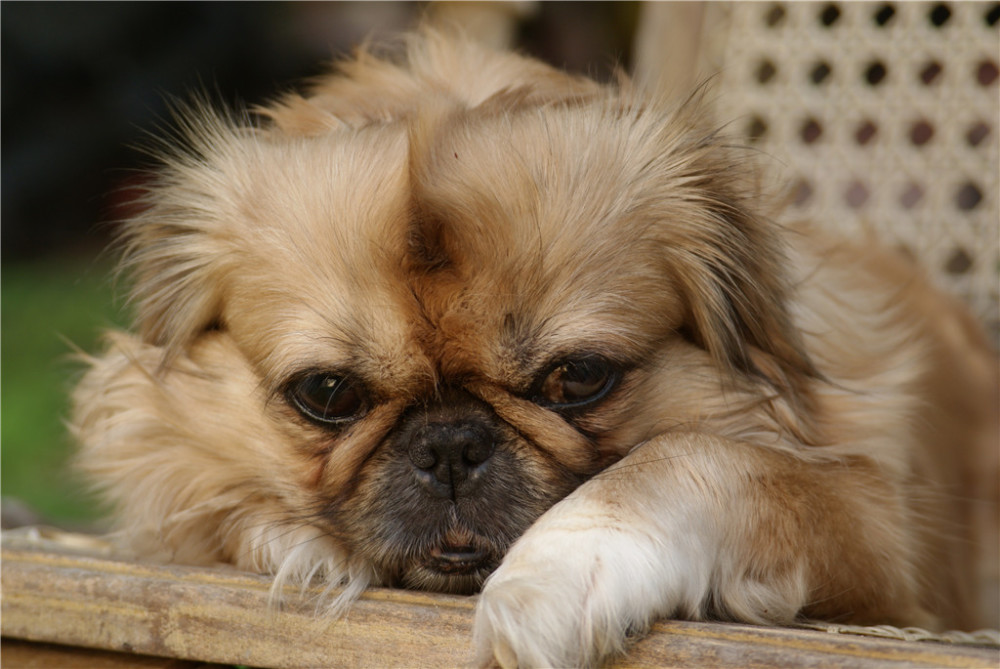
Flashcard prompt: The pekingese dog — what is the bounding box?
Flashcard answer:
[72,29,998,667]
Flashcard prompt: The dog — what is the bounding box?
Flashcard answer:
[72,29,998,667]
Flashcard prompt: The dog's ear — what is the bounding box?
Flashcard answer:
[636,106,818,394]
[665,191,817,394]
[118,103,246,359]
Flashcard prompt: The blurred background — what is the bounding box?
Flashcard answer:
[1,1,639,527]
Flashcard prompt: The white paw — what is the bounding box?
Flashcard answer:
[473,496,713,668]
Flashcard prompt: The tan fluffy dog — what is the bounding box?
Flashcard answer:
[72,30,998,667]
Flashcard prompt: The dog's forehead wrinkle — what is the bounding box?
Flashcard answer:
[397,225,679,391]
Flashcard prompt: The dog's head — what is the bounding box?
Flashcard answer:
[85,31,813,593]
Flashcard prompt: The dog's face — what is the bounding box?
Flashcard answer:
[104,37,812,595]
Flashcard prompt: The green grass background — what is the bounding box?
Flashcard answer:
[2,253,126,524]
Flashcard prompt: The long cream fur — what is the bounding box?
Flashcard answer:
[72,29,998,668]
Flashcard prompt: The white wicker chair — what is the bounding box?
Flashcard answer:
[636,1,999,342]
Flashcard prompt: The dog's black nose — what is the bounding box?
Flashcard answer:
[408,420,495,499]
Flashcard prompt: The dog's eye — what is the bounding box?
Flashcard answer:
[287,373,367,425]
[536,357,619,410]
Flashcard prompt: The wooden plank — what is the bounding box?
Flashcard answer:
[0,638,225,669]
[1,536,475,668]
[2,529,998,668]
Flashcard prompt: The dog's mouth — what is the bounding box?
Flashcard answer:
[427,544,488,574]
[423,527,493,576]
[376,526,502,593]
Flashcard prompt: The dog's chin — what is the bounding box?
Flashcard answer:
[402,560,497,595]
[385,542,502,595]
[364,522,507,594]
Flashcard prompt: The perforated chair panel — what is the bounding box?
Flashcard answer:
[706,1,999,336]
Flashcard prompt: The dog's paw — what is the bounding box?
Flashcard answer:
[474,559,628,668]
[472,496,712,668]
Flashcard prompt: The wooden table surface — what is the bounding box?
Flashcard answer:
[3,527,997,668]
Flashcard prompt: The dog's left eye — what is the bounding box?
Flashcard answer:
[287,373,367,426]
[535,357,619,410]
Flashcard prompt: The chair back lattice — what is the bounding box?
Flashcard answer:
[698,1,999,339]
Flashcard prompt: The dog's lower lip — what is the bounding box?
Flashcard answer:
[428,545,487,574]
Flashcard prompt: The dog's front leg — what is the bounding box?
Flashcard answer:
[474,431,928,668]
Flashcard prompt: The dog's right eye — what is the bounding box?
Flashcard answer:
[533,356,620,411]
[287,373,367,426]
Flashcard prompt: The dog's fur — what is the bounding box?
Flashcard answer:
[72,30,998,667]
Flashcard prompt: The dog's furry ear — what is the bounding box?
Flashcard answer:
[640,107,817,394]
[667,191,816,394]
[118,103,249,359]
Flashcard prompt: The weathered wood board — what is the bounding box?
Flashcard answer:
[2,529,997,668]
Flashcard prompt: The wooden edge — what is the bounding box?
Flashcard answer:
[2,529,998,669]
[0,637,229,669]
